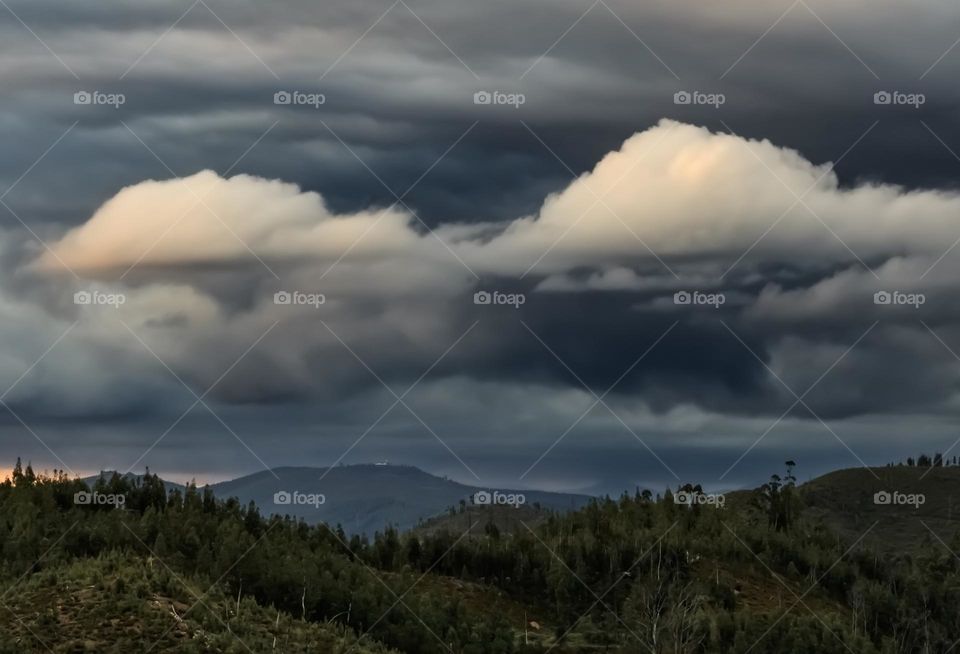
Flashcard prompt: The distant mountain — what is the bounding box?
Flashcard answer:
[209,464,592,535]
[82,471,184,496]
[92,463,960,545]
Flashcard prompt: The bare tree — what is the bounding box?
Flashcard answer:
[625,577,705,654]
[667,582,706,654]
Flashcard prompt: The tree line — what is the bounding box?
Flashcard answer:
[1,460,958,652]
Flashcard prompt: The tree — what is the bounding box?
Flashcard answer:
[755,461,799,531]
[624,576,705,654]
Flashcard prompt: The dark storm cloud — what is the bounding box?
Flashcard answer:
[4,0,960,486]
[4,0,960,229]
[12,112,960,427]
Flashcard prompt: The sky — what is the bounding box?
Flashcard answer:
[2,0,960,495]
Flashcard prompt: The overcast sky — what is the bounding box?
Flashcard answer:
[2,0,960,495]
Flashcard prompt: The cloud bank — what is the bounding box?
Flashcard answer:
[0,121,945,427]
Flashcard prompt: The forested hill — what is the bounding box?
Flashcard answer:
[1,461,959,652]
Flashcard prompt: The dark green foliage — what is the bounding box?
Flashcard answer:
[0,465,958,652]
[0,551,398,652]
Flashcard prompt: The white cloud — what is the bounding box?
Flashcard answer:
[43,120,960,280]
[10,119,960,419]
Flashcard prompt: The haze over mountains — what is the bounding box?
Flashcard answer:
[88,463,592,535]
[86,460,960,550]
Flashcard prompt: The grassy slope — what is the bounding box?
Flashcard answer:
[0,554,398,654]
[800,465,960,552]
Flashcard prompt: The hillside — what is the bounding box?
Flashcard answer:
[210,464,591,534]
[413,503,557,537]
[4,463,960,651]
[800,464,960,552]
[0,553,397,653]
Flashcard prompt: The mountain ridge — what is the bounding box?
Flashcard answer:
[210,463,592,534]
[85,463,593,535]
